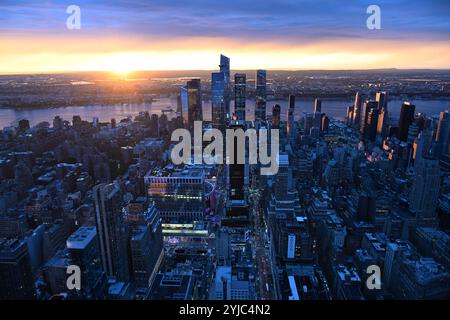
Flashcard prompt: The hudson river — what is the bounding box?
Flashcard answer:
[1,97,449,129]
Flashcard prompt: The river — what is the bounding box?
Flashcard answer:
[1,97,449,129]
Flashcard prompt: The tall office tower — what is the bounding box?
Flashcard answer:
[383,241,411,290]
[304,113,314,135]
[375,91,388,111]
[321,115,330,133]
[435,110,450,157]
[180,85,189,129]
[272,104,281,129]
[377,108,389,139]
[413,130,433,165]
[409,157,440,222]
[314,98,322,113]
[224,121,249,227]
[66,226,107,299]
[234,73,246,122]
[211,71,226,131]
[273,153,292,199]
[0,239,34,299]
[366,108,379,141]
[220,54,231,117]
[346,106,354,126]
[93,183,130,282]
[129,205,164,290]
[352,92,362,127]
[287,95,295,140]
[398,102,416,142]
[186,79,202,133]
[268,154,311,262]
[376,91,389,136]
[360,100,377,138]
[255,70,267,122]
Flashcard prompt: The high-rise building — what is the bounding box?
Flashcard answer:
[375,91,388,111]
[129,205,164,290]
[287,95,295,141]
[179,86,188,129]
[435,110,450,157]
[360,100,377,139]
[346,106,354,126]
[352,92,362,127]
[409,157,440,222]
[314,98,322,113]
[398,102,416,142]
[66,226,107,299]
[211,72,226,131]
[0,238,35,299]
[93,183,130,282]
[185,79,202,133]
[234,73,246,122]
[224,121,249,227]
[272,104,281,129]
[377,108,389,139]
[413,130,433,165]
[366,108,379,141]
[255,70,267,122]
[220,54,231,117]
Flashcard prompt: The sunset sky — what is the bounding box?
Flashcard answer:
[1,0,449,74]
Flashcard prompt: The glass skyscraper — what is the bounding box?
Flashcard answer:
[211,72,225,132]
[219,54,231,118]
[255,70,267,122]
[234,73,246,122]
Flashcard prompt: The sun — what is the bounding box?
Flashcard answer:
[111,66,132,77]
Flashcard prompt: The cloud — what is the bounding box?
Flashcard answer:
[0,0,449,43]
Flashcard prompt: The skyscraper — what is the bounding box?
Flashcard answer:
[352,92,362,127]
[435,110,450,157]
[66,226,107,299]
[211,71,226,131]
[234,73,246,122]
[360,100,377,139]
[272,104,281,129]
[377,108,389,139]
[224,121,249,227]
[287,95,295,141]
[255,70,267,122]
[219,54,231,117]
[376,91,389,138]
[366,108,379,141]
[314,98,322,113]
[375,91,388,111]
[186,79,202,133]
[93,183,130,282]
[180,86,189,129]
[409,157,440,222]
[398,102,416,142]
[128,205,164,290]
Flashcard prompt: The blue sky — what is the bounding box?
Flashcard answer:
[0,1,449,72]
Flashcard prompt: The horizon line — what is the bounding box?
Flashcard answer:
[2,67,450,77]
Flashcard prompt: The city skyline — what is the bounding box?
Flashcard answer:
[1,1,450,305]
